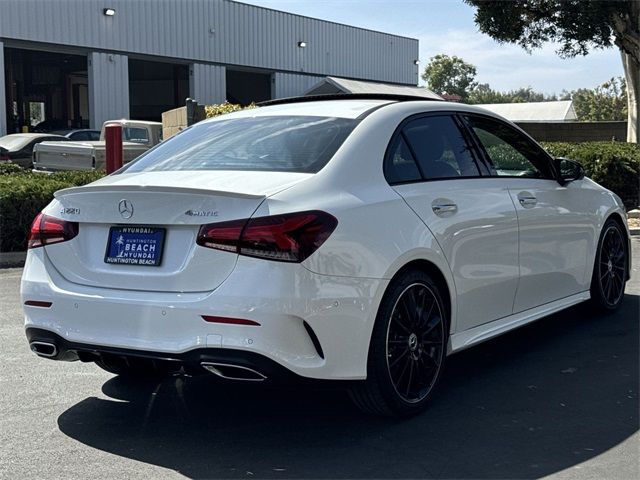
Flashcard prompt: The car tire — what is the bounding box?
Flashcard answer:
[95,355,178,378]
[349,269,448,417]
[590,218,628,312]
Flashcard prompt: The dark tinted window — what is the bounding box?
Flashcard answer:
[68,132,88,141]
[403,116,479,179]
[121,116,357,174]
[384,135,421,183]
[465,115,553,178]
[70,131,100,141]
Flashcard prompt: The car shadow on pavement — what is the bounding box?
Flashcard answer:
[58,294,639,479]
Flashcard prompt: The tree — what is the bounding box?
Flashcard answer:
[562,77,628,121]
[465,0,640,142]
[422,54,477,101]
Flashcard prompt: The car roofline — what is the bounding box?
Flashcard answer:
[257,93,444,107]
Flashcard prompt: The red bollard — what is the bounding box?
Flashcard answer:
[105,124,123,173]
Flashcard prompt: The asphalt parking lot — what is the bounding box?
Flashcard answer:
[1,240,638,480]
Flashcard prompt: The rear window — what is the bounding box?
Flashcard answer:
[123,127,149,143]
[121,116,357,174]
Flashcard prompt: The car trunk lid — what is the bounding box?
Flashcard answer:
[43,170,311,292]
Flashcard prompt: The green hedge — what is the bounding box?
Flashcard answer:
[0,166,104,252]
[541,141,639,210]
[0,140,638,252]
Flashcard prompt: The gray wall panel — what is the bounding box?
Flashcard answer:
[273,72,323,99]
[0,41,5,136]
[88,52,130,128]
[0,0,419,85]
[190,63,226,104]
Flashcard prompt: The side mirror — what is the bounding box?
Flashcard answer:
[554,157,584,186]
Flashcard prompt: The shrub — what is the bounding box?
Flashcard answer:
[204,102,255,119]
[542,141,639,210]
[0,162,27,175]
[0,171,104,252]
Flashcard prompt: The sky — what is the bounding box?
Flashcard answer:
[240,0,624,95]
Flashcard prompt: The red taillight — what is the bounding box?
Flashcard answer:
[27,213,79,249]
[196,210,338,263]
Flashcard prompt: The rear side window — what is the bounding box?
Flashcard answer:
[121,116,357,174]
[385,115,480,183]
[403,116,479,179]
[385,136,422,183]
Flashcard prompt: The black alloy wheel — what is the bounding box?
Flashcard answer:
[386,283,445,403]
[349,269,448,416]
[591,219,628,311]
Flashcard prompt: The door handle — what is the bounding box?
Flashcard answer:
[432,203,458,215]
[517,193,537,207]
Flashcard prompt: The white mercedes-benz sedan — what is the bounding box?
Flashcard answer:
[22,95,631,416]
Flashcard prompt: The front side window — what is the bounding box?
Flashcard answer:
[121,116,357,174]
[464,115,553,178]
[402,116,480,179]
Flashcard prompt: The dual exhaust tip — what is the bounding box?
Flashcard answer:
[201,362,267,382]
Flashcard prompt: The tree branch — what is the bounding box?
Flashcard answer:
[612,12,640,62]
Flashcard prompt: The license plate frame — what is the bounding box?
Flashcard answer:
[104,226,166,267]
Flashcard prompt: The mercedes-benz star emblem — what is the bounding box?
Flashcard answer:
[118,199,134,219]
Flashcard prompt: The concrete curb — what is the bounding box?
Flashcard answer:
[0,251,26,269]
[630,228,640,237]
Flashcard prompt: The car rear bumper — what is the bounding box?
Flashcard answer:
[25,326,308,383]
[21,248,387,380]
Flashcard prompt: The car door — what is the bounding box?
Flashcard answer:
[387,114,520,332]
[463,114,596,313]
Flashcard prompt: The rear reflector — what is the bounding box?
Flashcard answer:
[196,210,338,262]
[201,315,261,326]
[27,213,79,249]
[24,300,53,308]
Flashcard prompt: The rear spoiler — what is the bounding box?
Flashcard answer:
[54,184,266,200]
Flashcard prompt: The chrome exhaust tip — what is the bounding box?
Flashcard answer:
[30,341,57,358]
[201,362,267,382]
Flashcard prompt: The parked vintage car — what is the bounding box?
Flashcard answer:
[32,120,162,172]
[0,133,67,168]
[22,95,630,416]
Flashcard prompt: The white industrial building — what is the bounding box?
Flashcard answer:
[0,0,420,136]
[477,100,578,122]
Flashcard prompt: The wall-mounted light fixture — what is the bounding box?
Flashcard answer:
[297,41,307,48]
[414,60,420,65]
[103,8,116,16]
